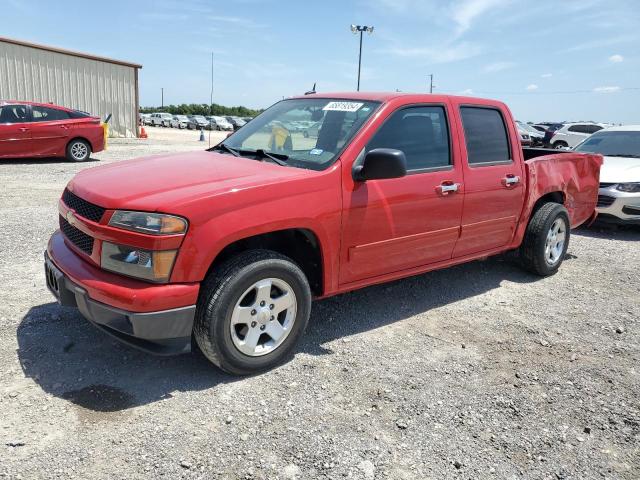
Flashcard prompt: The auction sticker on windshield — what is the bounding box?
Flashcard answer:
[322,101,363,112]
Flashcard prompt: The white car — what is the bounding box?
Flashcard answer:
[574,125,640,225]
[516,121,545,146]
[171,115,189,129]
[550,122,605,149]
[150,112,173,127]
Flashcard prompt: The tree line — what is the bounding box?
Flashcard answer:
[140,103,263,117]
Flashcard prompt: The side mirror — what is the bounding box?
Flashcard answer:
[352,148,407,181]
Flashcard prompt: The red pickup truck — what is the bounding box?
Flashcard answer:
[45,93,602,374]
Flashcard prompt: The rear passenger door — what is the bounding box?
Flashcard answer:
[452,104,525,257]
[340,102,464,284]
[29,105,72,157]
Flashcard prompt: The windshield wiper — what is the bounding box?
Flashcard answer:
[253,149,288,166]
[604,154,640,158]
[211,143,240,157]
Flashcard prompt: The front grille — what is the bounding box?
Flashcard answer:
[597,195,616,208]
[62,189,105,223]
[59,215,94,255]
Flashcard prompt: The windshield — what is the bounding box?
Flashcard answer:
[220,98,380,170]
[575,131,640,157]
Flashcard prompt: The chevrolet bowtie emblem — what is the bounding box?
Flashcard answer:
[66,210,76,225]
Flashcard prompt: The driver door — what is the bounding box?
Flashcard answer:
[340,103,464,285]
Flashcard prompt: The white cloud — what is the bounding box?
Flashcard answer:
[526,84,539,91]
[483,61,515,73]
[379,42,482,63]
[609,54,624,63]
[452,0,510,35]
[541,73,553,78]
[593,86,621,93]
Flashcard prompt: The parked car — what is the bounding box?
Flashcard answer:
[142,114,153,126]
[574,125,640,225]
[150,112,173,127]
[516,121,545,147]
[550,122,605,149]
[0,100,104,162]
[208,116,233,131]
[171,115,189,129]
[242,117,254,123]
[187,115,209,130]
[226,116,246,130]
[515,123,532,147]
[533,123,564,146]
[45,93,601,375]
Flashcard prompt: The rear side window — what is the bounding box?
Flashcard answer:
[460,107,511,165]
[32,106,70,121]
[366,105,451,171]
[0,104,28,124]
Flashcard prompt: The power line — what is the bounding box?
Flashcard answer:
[468,87,640,96]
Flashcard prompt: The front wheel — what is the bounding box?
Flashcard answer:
[553,141,568,149]
[194,250,312,375]
[519,202,570,276]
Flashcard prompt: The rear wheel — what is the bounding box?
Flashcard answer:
[553,141,568,149]
[194,250,312,375]
[519,202,570,276]
[65,139,91,162]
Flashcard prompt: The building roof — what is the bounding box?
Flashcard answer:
[0,36,142,69]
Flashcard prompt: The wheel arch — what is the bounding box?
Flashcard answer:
[205,228,325,297]
[66,136,94,153]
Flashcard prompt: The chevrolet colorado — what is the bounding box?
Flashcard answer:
[45,93,602,374]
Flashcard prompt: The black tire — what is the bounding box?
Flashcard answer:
[519,202,570,276]
[65,138,91,162]
[553,141,568,149]
[194,250,312,375]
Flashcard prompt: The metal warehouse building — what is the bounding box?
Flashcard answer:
[0,37,141,137]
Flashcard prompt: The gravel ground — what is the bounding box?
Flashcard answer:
[1,127,638,479]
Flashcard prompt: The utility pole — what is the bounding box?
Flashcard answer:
[161,87,164,108]
[351,25,374,91]
[428,74,434,94]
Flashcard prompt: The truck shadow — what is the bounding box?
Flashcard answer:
[17,256,539,413]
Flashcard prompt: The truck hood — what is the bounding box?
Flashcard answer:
[68,151,314,211]
[600,155,640,183]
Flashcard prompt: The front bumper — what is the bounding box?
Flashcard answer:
[44,249,197,355]
[596,186,640,224]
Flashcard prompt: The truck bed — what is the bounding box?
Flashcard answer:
[521,147,603,228]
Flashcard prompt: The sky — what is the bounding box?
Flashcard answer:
[3,0,640,123]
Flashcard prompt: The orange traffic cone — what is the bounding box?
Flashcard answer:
[140,126,148,139]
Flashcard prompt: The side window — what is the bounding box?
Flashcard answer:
[0,104,29,124]
[460,107,510,165]
[568,125,591,134]
[31,106,70,122]
[366,105,451,171]
[589,125,603,134]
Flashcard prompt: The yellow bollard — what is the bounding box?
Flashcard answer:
[102,123,109,150]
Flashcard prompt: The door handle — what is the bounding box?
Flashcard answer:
[436,182,461,196]
[502,175,520,187]
[19,127,29,132]
[60,125,69,129]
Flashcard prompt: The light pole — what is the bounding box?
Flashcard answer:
[351,24,374,91]
[428,74,434,94]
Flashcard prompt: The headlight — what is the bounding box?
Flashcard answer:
[616,183,640,193]
[101,242,177,282]
[109,211,188,235]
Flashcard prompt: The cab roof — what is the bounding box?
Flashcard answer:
[289,91,502,105]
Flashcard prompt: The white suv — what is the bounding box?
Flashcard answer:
[150,112,173,127]
[550,123,605,149]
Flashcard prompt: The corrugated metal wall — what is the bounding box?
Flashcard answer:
[0,41,137,137]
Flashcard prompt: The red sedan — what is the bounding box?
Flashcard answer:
[0,101,105,162]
